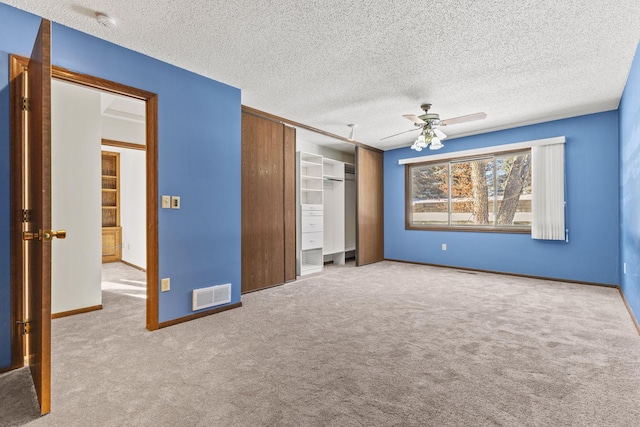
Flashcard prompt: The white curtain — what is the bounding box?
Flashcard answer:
[531,143,565,240]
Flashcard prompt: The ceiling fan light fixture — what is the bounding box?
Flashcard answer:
[429,138,444,150]
[396,102,486,149]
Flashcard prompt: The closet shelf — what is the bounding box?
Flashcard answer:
[300,160,322,166]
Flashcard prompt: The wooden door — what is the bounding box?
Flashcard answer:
[241,112,287,292]
[356,147,384,266]
[23,19,53,415]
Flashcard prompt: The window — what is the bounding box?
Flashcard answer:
[407,150,532,231]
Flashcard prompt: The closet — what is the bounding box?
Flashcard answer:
[240,105,383,287]
[297,151,356,275]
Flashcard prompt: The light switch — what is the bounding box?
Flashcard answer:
[171,196,181,209]
[161,278,170,292]
[161,195,171,209]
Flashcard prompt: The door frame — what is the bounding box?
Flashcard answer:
[9,57,160,369]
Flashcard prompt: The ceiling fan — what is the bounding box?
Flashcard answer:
[381,103,487,151]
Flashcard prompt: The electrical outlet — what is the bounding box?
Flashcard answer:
[161,195,171,209]
[171,196,181,209]
[161,278,170,292]
[442,243,447,251]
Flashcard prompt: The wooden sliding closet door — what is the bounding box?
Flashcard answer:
[356,147,384,266]
[241,112,295,293]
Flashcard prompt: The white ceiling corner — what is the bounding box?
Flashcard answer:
[5,0,640,150]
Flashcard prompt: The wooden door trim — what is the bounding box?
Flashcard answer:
[9,55,27,371]
[9,57,160,342]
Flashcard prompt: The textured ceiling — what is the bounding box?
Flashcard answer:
[4,0,640,151]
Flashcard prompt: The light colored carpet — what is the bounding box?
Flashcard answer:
[0,367,40,426]
[16,261,640,426]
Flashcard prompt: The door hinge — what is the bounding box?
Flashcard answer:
[22,96,30,111]
[22,209,31,223]
[17,320,31,335]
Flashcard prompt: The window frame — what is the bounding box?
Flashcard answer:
[405,148,532,233]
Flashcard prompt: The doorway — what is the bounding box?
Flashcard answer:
[9,56,160,376]
[49,79,148,318]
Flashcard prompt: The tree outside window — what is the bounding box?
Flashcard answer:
[407,150,531,231]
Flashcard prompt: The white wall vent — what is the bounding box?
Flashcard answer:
[192,283,231,311]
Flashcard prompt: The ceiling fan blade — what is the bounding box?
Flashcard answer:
[440,112,487,126]
[402,114,426,125]
[433,128,447,140]
[380,127,420,141]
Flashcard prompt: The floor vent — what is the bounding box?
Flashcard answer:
[192,283,231,311]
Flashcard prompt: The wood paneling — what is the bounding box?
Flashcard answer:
[283,125,297,282]
[356,147,384,266]
[242,113,286,293]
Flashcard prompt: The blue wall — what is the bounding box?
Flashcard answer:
[619,42,640,322]
[385,112,620,285]
[0,4,242,368]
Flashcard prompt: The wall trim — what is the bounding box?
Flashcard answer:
[384,258,618,288]
[619,288,640,336]
[242,105,382,153]
[51,305,102,319]
[101,138,146,151]
[157,302,242,329]
[0,365,18,374]
[119,259,146,272]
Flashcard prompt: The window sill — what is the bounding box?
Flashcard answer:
[406,225,531,234]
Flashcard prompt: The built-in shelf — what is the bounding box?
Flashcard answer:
[297,151,324,275]
[102,151,122,263]
[297,152,357,273]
